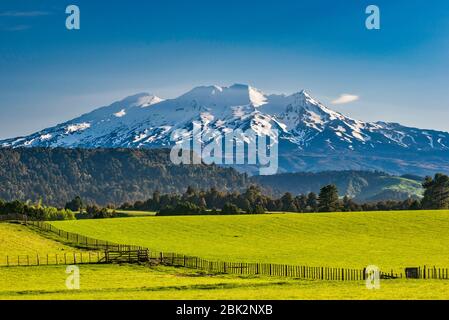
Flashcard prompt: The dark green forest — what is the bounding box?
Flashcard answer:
[0,148,425,207]
[0,148,249,206]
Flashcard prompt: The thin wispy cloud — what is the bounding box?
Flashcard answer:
[0,11,50,17]
[332,94,360,105]
[2,25,31,32]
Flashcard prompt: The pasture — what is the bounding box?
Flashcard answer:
[2,264,449,300]
[3,210,449,300]
[0,223,78,256]
[51,210,449,272]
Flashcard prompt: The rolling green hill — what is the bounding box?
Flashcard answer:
[51,210,449,271]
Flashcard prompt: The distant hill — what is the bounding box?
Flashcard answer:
[252,171,424,202]
[0,148,249,206]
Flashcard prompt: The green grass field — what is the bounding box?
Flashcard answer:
[51,210,449,272]
[3,210,449,300]
[2,264,449,300]
[0,222,97,266]
[0,223,79,256]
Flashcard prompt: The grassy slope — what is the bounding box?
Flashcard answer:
[51,210,449,271]
[0,223,78,256]
[2,264,449,300]
[374,176,423,196]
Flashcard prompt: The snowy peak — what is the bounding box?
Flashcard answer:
[178,84,267,108]
[76,93,164,122]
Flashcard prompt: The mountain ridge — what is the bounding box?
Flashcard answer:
[2,84,449,176]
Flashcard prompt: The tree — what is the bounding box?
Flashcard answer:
[295,194,308,212]
[65,196,83,212]
[306,192,318,212]
[252,204,266,214]
[152,190,160,206]
[422,174,449,209]
[280,192,298,212]
[157,201,204,216]
[318,185,341,212]
[342,195,360,212]
[198,197,207,209]
[222,202,240,215]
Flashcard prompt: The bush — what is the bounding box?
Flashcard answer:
[247,204,266,214]
[157,201,205,216]
[221,202,241,215]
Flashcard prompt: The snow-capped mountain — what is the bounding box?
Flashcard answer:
[2,84,449,175]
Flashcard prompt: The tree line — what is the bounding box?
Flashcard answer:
[115,173,449,215]
[3,173,449,219]
[0,199,75,220]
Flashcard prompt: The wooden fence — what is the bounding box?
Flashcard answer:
[410,266,449,280]
[28,220,143,251]
[0,251,106,267]
[1,219,446,281]
[0,213,28,222]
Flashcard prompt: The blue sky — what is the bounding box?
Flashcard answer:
[0,0,448,139]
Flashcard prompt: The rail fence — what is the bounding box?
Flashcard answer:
[1,217,448,280]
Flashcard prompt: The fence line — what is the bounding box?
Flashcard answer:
[0,251,106,267]
[26,220,377,280]
[0,213,28,222]
[1,219,446,280]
